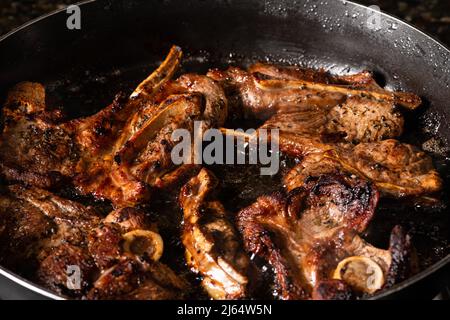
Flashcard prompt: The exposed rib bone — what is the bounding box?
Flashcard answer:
[255,78,421,110]
[116,94,202,165]
[130,45,183,99]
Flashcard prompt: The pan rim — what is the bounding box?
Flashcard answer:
[0,0,96,44]
[0,0,448,300]
[0,265,64,300]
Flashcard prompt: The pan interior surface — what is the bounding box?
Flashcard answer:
[0,0,448,299]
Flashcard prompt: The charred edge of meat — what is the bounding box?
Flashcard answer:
[86,257,188,300]
[236,191,309,300]
[282,140,443,199]
[3,82,47,117]
[180,169,252,299]
[298,174,379,233]
[237,173,380,300]
[383,225,419,289]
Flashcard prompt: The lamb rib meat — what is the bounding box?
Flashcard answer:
[0,46,228,206]
[0,82,79,189]
[236,174,416,300]
[0,184,100,289]
[86,208,188,300]
[208,63,418,137]
[215,63,440,198]
[283,140,442,198]
[179,168,252,299]
[221,122,441,198]
[0,185,187,299]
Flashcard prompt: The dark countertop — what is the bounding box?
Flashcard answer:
[0,0,76,36]
[1,0,450,47]
[357,0,450,46]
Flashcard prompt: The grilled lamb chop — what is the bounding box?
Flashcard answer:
[283,140,442,198]
[86,207,188,300]
[87,207,187,300]
[179,169,252,299]
[0,185,187,299]
[0,184,101,295]
[211,63,440,197]
[87,256,188,300]
[208,66,345,121]
[0,47,181,205]
[236,174,416,300]
[208,63,418,135]
[261,94,404,144]
[0,46,228,206]
[75,54,226,205]
[179,169,250,299]
[0,82,79,189]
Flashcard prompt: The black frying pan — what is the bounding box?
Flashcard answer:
[0,0,448,300]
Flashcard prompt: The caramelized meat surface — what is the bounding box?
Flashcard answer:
[0,47,227,207]
[0,47,442,300]
[237,174,416,299]
[284,140,442,198]
[0,185,186,299]
[212,63,440,198]
[179,169,251,299]
[0,82,78,189]
[208,63,417,129]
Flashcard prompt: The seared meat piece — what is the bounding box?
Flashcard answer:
[110,93,203,190]
[109,72,228,194]
[0,46,227,206]
[0,82,78,188]
[176,74,228,127]
[37,243,97,296]
[208,63,418,133]
[0,185,186,299]
[256,78,420,111]
[86,207,188,300]
[256,82,439,198]
[86,222,123,271]
[0,186,60,271]
[179,169,251,299]
[88,207,160,270]
[0,185,101,295]
[74,46,210,206]
[248,63,394,91]
[207,66,345,120]
[0,47,182,205]
[210,63,421,202]
[221,123,441,198]
[383,225,418,289]
[248,63,336,83]
[261,94,404,144]
[312,280,355,300]
[283,140,442,198]
[254,64,406,145]
[87,257,188,300]
[237,174,415,299]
